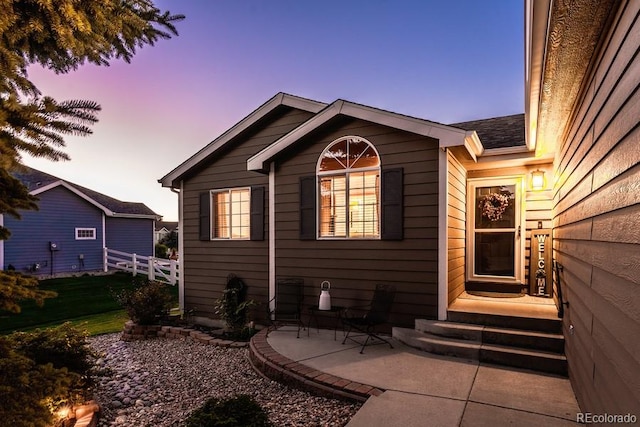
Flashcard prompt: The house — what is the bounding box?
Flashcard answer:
[155,221,179,245]
[160,0,639,414]
[1,167,160,276]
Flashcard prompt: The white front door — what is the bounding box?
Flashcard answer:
[467,177,523,285]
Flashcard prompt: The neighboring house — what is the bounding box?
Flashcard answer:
[160,0,639,414]
[155,221,179,244]
[1,167,160,275]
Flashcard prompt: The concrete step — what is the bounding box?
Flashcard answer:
[393,327,480,360]
[394,327,567,376]
[483,326,565,354]
[447,309,562,334]
[480,343,568,376]
[415,319,564,354]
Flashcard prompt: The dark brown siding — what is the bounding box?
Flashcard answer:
[181,107,315,321]
[553,2,640,413]
[447,151,466,303]
[273,117,440,327]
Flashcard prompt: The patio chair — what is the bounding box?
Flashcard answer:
[267,278,305,338]
[342,284,396,353]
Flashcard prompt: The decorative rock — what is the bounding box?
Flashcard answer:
[89,333,360,426]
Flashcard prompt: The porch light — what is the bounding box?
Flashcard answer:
[531,169,545,190]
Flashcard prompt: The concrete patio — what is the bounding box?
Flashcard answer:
[256,327,581,426]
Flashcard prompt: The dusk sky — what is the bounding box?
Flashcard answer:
[23,1,524,221]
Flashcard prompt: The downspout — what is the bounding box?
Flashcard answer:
[102,213,106,270]
[268,162,276,316]
[171,184,184,313]
[438,148,449,321]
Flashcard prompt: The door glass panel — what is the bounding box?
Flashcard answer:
[474,232,515,276]
[475,185,515,229]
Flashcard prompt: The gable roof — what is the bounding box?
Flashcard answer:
[13,166,160,219]
[159,92,326,188]
[449,113,526,150]
[247,99,483,172]
[156,221,178,231]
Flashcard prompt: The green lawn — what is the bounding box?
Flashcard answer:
[0,272,179,335]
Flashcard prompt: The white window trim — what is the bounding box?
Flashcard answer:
[210,187,251,240]
[316,136,381,240]
[75,227,96,240]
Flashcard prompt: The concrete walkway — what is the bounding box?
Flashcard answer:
[263,327,580,426]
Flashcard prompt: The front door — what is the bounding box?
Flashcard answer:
[467,178,522,285]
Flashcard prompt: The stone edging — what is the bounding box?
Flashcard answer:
[121,321,249,348]
[248,329,384,403]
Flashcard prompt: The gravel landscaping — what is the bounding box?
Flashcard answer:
[89,333,361,426]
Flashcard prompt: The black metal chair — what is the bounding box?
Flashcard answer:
[342,284,396,353]
[267,278,305,338]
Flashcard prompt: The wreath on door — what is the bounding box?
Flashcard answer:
[479,192,510,221]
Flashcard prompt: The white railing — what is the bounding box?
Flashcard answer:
[103,248,179,285]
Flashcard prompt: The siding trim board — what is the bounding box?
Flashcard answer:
[160,93,327,188]
[247,99,480,172]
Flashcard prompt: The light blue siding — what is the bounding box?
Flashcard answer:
[4,186,104,274]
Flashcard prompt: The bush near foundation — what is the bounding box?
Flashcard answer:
[113,276,173,325]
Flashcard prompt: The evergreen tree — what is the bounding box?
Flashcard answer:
[0,0,183,311]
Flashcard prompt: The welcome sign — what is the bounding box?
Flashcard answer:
[530,229,553,297]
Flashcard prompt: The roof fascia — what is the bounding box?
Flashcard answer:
[31,180,159,219]
[111,212,161,220]
[525,0,552,151]
[31,180,116,216]
[159,92,326,187]
[247,100,470,171]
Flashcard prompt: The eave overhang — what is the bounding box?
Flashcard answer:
[158,92,326,188]
[525,0,619,157]
[31,181,160,220]
[247,99,479,172]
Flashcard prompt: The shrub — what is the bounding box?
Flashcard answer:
[185,395,271,427]
[214,274,256,333]
[113,276,172,325]
[155,243,169,259]
[0,323,98,426]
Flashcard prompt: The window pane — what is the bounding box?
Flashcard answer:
[319,139,347,171]
[319,176,347,237]
[230,189,250,239]
[474,232,515,276]
[349,141,379,168]
[349,171,380,238]
[475,185,515,229]
[213,192,229,238]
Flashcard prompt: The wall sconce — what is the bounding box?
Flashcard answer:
[531,169,545,190]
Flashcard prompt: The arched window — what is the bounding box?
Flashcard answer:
[317,136,380,238]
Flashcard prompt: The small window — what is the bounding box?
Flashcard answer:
[317,136,381,239]
[75,228,96,240]
[211,188,251,239]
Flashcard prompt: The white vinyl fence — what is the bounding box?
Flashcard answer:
[103,248,179,285]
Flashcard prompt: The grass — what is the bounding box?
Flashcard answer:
[0,272,179,335]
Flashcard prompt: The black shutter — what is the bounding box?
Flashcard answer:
[199,191,211,241]
[299,176,316,240]
[250,186,265,241]
[381,168,403,240]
